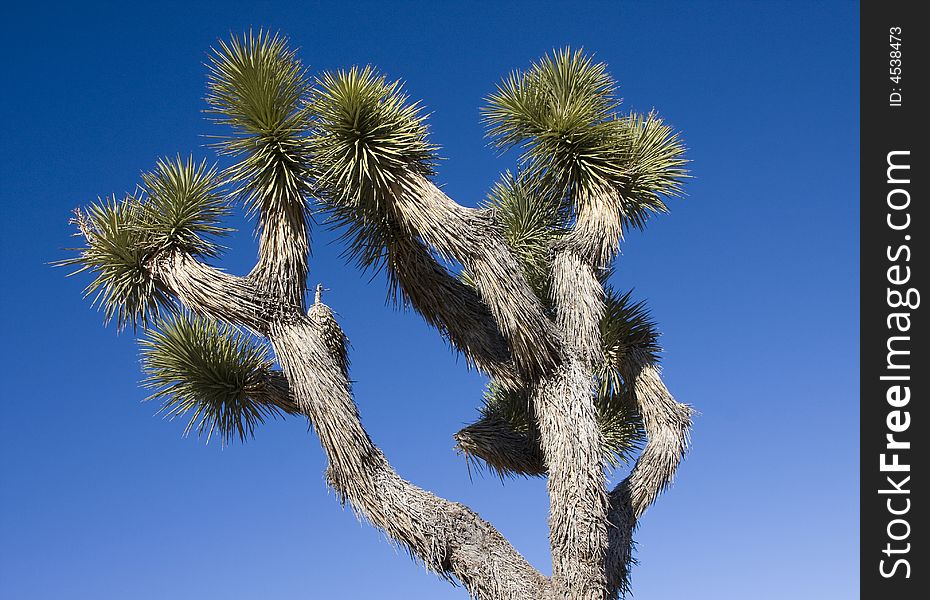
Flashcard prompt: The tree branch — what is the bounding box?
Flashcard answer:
[394,175,562,380]
[148,250,283,333]
[604,482,635,599]
[618,351,693,517]
[605,353,692,597]
[206,30,313,310]
[534,360,608,599]
[385,235,519,386]
[390,179,617,596]
[549,250,604,365]
[453,353,691,599]
[66,212,285,334]
[267,302,552,599]
[247,195,310,310]
[564,190,625,269]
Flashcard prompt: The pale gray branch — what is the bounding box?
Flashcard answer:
[386,235,518,385]
[560,188,626,269]
[605,352,692,597]
[605,482,635,599]
[621,352,693,518]
[395,175,562,380]
[268,303,552,600]
[247,191,310,309]
[549,251,604,365]
[147,250,284,333]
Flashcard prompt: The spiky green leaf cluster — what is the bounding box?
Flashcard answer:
[484,48,619,194]
[611,112,687,230]
[140,156,230,256]
[484,47,687,232]
[597,287,660,397]
[140,313,286,444]
[595,387,645,469]
[308,66,437,269]
[60,197,172,330]
[206,30,312,217]
[60,156,229,329]
[484,171,567,298]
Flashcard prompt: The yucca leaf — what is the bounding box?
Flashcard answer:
[483,48,621,197]
[308,65,437,270]
[484,48,688,235]
[206,30,312,218]
[59,196,171,330]
[483,170,568,299]
[611,111,688,230]
[139,155,231,256]
[140,313,290,445]
[597,287,661,397]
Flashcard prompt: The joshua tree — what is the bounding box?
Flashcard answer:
[62,32,692,600]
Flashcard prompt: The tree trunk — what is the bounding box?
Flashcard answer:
[535,360,608,599]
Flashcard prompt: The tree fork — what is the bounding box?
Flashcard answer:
[142,244,555,599]
[271,302,553,600]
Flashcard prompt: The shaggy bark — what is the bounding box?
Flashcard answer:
[621,352,693,518]
[248,199,309,309]
[534,361,608,599]
[393,178,616,599]
[151,250,280,333]
[271,306,552,600]
[538,238,614,599]
[385,235,518,385]
[604,483,636,599]
[454,415,545,477]
[549,250,604,365]
[143,246,552,599]
[185,318,689,600]
[566,190,625,268]
[604,356,691,597]
[452,358,692,598]
[393,179,618,597]
[394,175,562,380]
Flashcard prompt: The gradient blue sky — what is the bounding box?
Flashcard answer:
[0,1,859,598]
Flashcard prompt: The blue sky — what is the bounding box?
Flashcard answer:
[0,1,858,598]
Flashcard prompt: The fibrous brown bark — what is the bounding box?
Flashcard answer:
[605,354,692,597]
[454,415,546,477]
[454,352,692,598]
[389,176,615,598]
[385,234,517,385]
[152,251,278,333]
[395,175,562,380]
